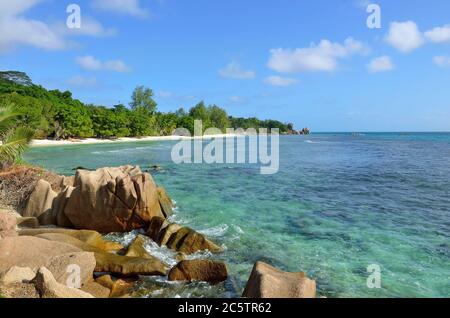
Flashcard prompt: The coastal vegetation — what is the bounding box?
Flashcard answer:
[0,71,296,140]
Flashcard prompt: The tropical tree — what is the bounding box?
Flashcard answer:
[0,104,34,169]
[208,105,230,132]
[130,86,157,114]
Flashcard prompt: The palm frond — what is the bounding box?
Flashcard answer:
[0,105,19,134]
[0,127,34,163]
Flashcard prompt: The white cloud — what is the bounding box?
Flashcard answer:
[0,0,66,52]
[0,1,118,53]
[433,56,450,68]
[263,76,298,87]
[57,17,116,37]
[219,62,255,79]
[368,56,394,73]
[425,25,450,43]
[156,90,173,98]
[229,96,246,103]
[267,37,368,73]
[354,0,371,9]
[75,55,131,72]
[92,0,149,18]
[0,0,40,17]
[385,21,424,53]
[67,75,100,88]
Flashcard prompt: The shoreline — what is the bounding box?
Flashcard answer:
[30,134,243,147]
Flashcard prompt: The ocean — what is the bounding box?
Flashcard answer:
[24,133,450,298]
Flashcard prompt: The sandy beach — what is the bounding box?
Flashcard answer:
[31,134,244,147]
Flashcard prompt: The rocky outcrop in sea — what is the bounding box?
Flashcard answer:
[0,165,316,298]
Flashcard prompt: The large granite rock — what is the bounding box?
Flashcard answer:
[45,252,96,286]
[95,275,136,298]
[33,267,94,298]
[145,217,221,255]
[0,236,81,273]
[23,179,57,225]
[0,213,16,231]
[168,260,228,284]
[19,228,123,252]
[124,235,153,259]
[0,266,36,285]
[0,213,17,238]
[145,216,169,240]
[80,281,111,298]
[0,266,40,298]
[157,187,174,217]
[242,262,316,298]
[52,186,75,228]
[35,233,168,276]
[64,166,164,232]
[0,236,96,286]
[16,217,39,228]
[0,282,40,298]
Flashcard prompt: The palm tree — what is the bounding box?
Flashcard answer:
[0,105,34,169]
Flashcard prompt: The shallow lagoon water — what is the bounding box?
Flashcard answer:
[24,133,450,297]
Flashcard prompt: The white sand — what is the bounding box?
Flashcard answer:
[31,134,244,147]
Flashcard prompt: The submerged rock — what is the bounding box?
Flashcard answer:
[145,217,221,255]
[168,260,228,284]
[242,261,316,298]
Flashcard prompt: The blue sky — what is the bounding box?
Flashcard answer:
[1,0,450,131]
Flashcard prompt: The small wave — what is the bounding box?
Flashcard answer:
[185,249,214,261]
[144,240,179,266]
[103,229,142,247]
[167,213,186,225]
[92,146,156,155]
[304,140,318,144]
[151,289,164,296]
[198,224,229,237]
[233,225,245,234]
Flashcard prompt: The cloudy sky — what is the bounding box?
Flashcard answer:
[1,0,450,131]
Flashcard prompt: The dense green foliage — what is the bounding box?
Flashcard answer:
[0,71,291,139]
[130,86,157,114]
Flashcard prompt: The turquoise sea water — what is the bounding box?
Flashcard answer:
[24,133,450,298]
